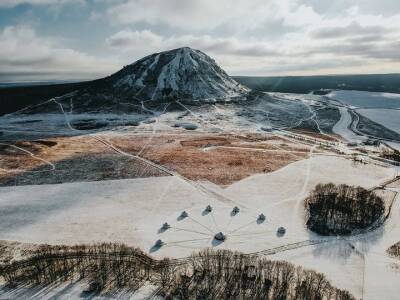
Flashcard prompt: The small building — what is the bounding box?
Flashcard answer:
[232,206,240,215]
[214,232,226,241]
[277,227,286,235]
[258,213,266,222]
[155,239,164,247]
[162,222,170,230]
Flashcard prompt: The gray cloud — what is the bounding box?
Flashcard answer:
[0,26,118,80]
[306,37,400,61]
[0,0,83,8]
[311,21,390,39]
[2,0,400,80]
[299,0,400,17]
[106,0,297,32]
[106,29,162,49]
[106,29,281,58]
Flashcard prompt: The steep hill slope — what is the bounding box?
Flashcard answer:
[7,47,249,114]
[108,47,248,101]
[64,47,249,112]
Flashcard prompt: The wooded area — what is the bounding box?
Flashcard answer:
[0,243,354,299]
[305,183,385,235]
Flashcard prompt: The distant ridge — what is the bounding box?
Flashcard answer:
[234,73,400,94]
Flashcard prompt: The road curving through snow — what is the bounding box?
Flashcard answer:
[332,106,366,143]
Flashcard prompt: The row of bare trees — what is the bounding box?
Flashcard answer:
[0,243,163,293]
[305,183,385,235]
[0,243,354,299]
[166,249,354,300]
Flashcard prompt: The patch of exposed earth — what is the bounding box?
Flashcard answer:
[0,131,317,186]
[0,136,168,186]
[106,132,314,185]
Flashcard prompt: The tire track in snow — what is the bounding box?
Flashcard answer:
[291,145,316,227]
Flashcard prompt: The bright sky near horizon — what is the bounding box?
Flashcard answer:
[0,0,399,81]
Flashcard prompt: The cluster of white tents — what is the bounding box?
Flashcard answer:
[154,206,286,248]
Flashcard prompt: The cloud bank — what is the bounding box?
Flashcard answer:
[0,25,118,81]
[1,0,400,80]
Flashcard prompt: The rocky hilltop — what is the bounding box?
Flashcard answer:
[64,47,249,112]
[17,47,251,114]
[108,47,248,101]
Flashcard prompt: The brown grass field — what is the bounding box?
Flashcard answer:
[0,132,312,186]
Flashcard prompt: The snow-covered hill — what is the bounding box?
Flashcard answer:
[107,47,248,101]
[36,47,251,113]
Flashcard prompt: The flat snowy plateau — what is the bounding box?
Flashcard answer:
[0,155,397,299]
[1,90,400,299]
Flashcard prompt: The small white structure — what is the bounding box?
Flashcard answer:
[162,222,170,230]
[214,232,226,241]
[232,206,240,215]
[205,205,212,212]
[277,227,286,235]
[258,213,266,222]
[155,239,164,247]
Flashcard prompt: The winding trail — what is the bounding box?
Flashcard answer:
[333,106,365,143]
[0,142,56,173]
[292,145,316,222]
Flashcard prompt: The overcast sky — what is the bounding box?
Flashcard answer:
[1,0,400,81]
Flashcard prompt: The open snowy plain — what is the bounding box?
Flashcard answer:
[0,154,397,299]
[1,90,400,299]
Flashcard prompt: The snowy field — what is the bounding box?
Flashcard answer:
[0,113,148,140]
[0,280,159,299]
[1,90,400,298]
[0,154,397,299]
[0,91,340,142]
[1,90,397,146]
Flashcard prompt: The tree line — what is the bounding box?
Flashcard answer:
[304,183,385,235]
[0,243,355,299]
[166,248,354,299]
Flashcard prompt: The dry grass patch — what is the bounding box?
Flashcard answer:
[110,133,308,185]
[291,129,339,141]
[0,136,168,186]
[0,132,311,186]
